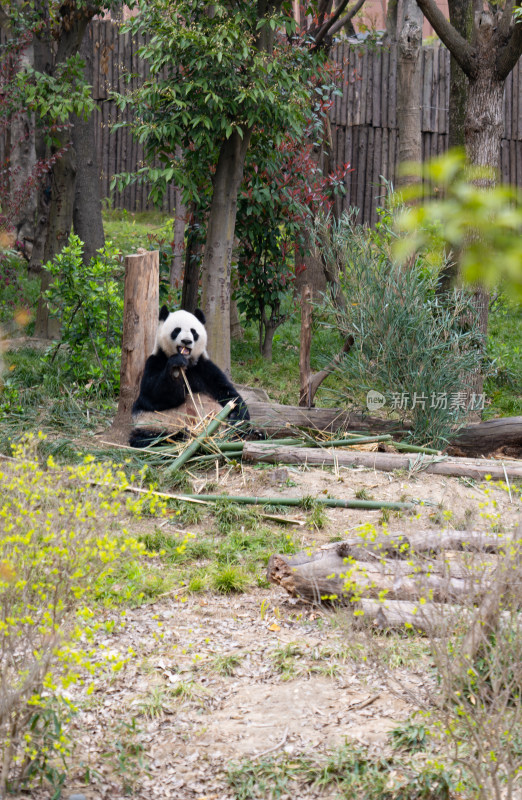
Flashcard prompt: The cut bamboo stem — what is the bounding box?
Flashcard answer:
[174,493,413,511]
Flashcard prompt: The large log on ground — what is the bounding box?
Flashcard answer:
[284,531,510,561]
[460,523,522,662]
[246,401,405,435]
[267,552,487,604]
[245,400,522,457]
[243,442,522,480]
[448,416,522,457]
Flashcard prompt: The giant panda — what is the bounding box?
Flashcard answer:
[129,306,250,448]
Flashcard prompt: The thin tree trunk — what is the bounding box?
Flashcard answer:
[447,0,472,150]
[171,146,186,287]
[181,206,202,312]
[397,0,423,188]
[33,136,76,339]
[200,128,252,375]
[72,24,105,264]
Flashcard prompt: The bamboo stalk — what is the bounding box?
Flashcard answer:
[165,401,236,474]
[174,493,413,511]
[391,442,441,455]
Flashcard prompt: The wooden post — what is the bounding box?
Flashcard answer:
[299,285,313,407]
[108,249,159,443]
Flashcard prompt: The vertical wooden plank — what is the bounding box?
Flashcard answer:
[372,48,382,129]
[508,139,517,186]
[422,48,432,132]
[363,125,374,223]
[390,127,398,186]
[101,100,108,201]
[357,126,367,222]
[342,44,349,126]
[111,19,120,96]
[381,126,389,188]
[430,46,440,131]
[344,124,354,210]
[517,59,522,142]
[350,125,359,214]
[333,43,342,126]
[365,47,373,125]
[503,70,512,140]
[334,125,346,219]
[516,141,522,188]
[389,44,398,130]
[92,20,100,99]
[380,47,389,129]
[371,126,382,225]
[438,45,447,134]
[500,139,509,185]
[509,61,517,144]
[353,47,365,126]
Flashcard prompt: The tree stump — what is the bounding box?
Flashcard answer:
[107,250,159,443]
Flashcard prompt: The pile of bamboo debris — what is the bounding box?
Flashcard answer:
[267,526,522,653]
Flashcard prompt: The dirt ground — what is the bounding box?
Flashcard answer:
[33,460,522,799]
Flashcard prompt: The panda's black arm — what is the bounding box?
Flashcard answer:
[133,352,187,412]
[195,359,250,421]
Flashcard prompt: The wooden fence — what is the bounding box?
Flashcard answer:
[6,21,522,224]
[329,43,522,224]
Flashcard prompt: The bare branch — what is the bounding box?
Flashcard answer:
[496,16,522,81]
[314,0,352,45]
[415,0,477,76]
[497,0,514,38]
[328,0,367,37]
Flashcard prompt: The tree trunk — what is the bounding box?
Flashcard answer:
[33,136,76,339]
[447,0,472,150]
[181,207,202,312]
[72,24,105,264]
[31,7,94,336]
[465,69,504,177]
[108,250,160,443]
[200,128,252,375]
[171,146,186,287]
[8,36,37,258]
[397,0,423,187]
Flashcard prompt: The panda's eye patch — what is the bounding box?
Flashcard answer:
[191,328,199,341]
[170,327,181,340]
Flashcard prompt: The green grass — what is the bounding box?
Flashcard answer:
[227,742,460,800]
[485,301,522,418]
[102,208,172,258]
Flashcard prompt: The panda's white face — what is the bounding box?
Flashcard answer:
[154,307,208,364]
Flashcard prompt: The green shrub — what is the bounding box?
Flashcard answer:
[44,234,124,396]
[0,433,161,795]
[316,210,484,447]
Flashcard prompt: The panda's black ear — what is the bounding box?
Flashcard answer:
[159,304,170,322]
[194,309,206,326]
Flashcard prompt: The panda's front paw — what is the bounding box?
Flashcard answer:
[168,353,189,370]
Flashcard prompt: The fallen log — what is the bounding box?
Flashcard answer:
[460,523,522,662]
[273,530,515,562]
[355,598,465,633]
[267,553,487,604]
[244,398,522,457]
[242,442,522,480]
[448,416,522,458]
[246,400,405,436]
